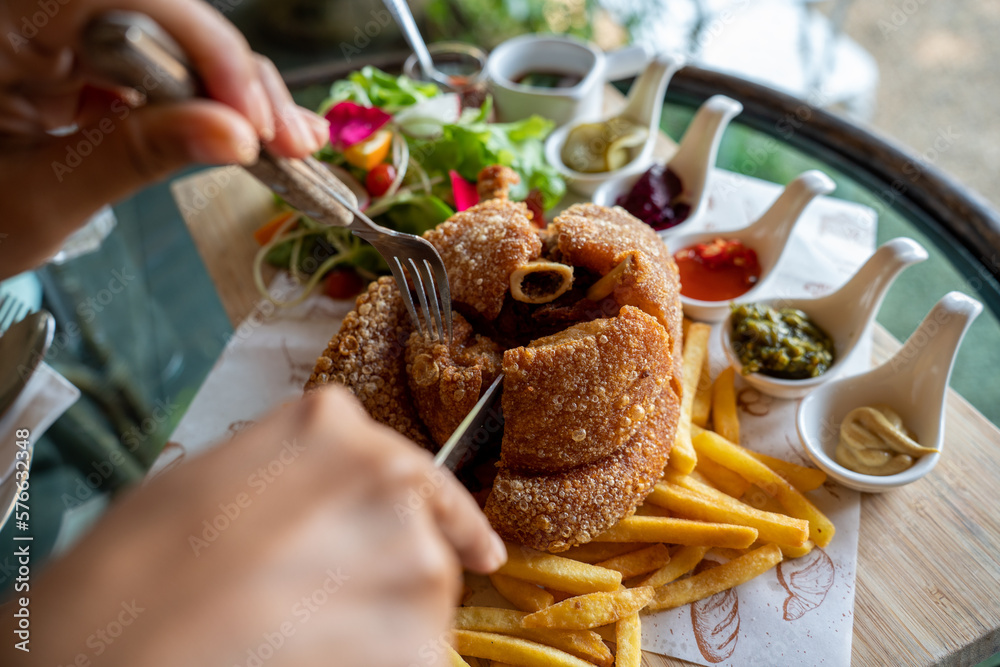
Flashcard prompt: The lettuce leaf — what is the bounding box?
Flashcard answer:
[325,66,440,114]
[411,99,565,210]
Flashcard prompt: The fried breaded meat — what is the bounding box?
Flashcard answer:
[307,178,684,551]
[405,313,503,446]
[501,306,673,473]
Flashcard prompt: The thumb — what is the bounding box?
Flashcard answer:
[0,101,259,276]
[48,99,260,211]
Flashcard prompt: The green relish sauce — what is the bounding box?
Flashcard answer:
[729,303,835,379]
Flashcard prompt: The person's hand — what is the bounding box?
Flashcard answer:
[0,0,330,278]
[20,387,505,667]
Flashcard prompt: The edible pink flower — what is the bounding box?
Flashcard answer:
[450,170,479,211]
[325,101,392,149]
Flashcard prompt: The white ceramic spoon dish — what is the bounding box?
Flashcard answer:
[796,292,982,492]
[670,170,835,322]
[721,237,930,399]
[543,55,683,196]
[591,94,743,232]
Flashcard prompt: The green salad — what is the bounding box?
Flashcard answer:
[254,67,565,305]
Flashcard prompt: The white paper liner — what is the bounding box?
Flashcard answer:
[157,169,877,667]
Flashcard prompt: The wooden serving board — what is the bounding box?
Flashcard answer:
[171,163,1000,667]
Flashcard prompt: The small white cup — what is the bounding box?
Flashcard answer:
[485,34,650,126]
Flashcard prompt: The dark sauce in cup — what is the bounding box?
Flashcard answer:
[514,70,584,89]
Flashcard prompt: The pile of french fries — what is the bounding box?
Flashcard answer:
[448,322,835,667]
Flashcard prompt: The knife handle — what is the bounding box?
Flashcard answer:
[80,11,357,227]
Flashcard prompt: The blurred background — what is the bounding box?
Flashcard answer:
[224,0,997,211]
[3,10,998,664]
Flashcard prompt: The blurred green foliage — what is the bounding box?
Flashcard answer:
[424,0,596,48]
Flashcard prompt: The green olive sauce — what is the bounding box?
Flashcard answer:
[729,303,835,379]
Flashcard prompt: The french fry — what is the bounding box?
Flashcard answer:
[595,543,672,579]
[452,630,594,667]
[454,607,612,667]
[687,469,717,489]
[693,431,835,547]
[668,322,711,474]
[638,545,709,587]
[646,482,809,546]
[691,353,713,428]
[497,543,622,594]
[648,544,783,611]
[634,503,672,517]
[445,644,471,666]
[691,425,827,494]
[593,515,757,549]
[521,587,654,629]
[593,624,616,643]
[751,539,815,559]
[711,366,740,444]
[749,451,827,492]
[489,574,554,612]
[710,547,749,561]
[559,542,643,564]
[615,613,643,667]
[743,484,784,512]
[695,454,751,498]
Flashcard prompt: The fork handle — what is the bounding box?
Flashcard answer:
[81,11,358,227]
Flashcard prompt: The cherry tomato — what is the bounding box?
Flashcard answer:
[365,163,397,197]
[322,268,366,300]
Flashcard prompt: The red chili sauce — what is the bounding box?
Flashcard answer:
[674,238,761,301]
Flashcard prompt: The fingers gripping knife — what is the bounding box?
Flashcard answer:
[81,11,453,342]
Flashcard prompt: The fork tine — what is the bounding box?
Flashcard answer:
[295,156,454,341]
[0,295,12,333]
[427,257,453,344]
[415,258,445,342]
[385,255,423,337]
[406,257,437,340]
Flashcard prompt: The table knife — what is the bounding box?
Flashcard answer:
[434,375,504,471]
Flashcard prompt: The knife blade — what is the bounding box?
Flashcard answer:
[434,375,504,471]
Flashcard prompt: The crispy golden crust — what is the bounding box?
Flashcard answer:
[405,313,504,446]
[552,204,684,386]
[485,384,679,552]
[306,277,432,448]
[476,165,520,201]
[424,198,542,320]
[500,306,673,473]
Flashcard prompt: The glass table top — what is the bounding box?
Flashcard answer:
[4,64,998,594]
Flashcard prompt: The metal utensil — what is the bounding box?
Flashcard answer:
[382,0,453,89]
[0,310,55,420]
[0,293,32,335]
[434,375,504,471]
[82,11,453,341]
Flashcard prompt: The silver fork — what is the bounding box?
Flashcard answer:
[282,157,452,341]
[0,293,32,335]
[82,11,453,342]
